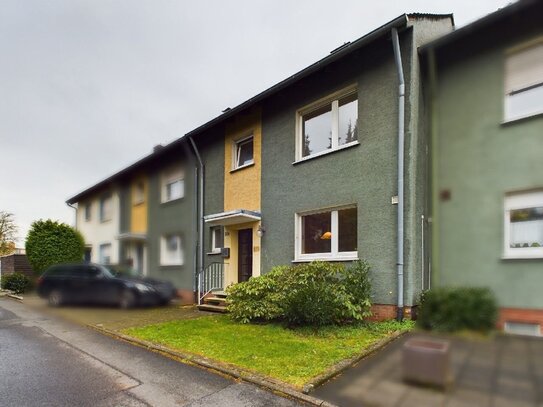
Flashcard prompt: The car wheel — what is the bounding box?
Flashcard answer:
[119,290,136,309]
[48,290,63,307]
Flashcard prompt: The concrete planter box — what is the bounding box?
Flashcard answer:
[402,337,452,389]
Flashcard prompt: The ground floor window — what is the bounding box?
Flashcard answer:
[99,243,111,264]
[160,234,183,265]
[295,206,357,261]
[504,190,543,258]
[210,226,223,254]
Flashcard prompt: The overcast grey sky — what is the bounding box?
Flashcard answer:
[1,0,510,245]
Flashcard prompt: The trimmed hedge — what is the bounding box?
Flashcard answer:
[417,287,498,332]
[227,260,372,326]
[1,273,31,294]
[26,219,85,274]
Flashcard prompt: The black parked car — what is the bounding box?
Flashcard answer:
[36,263,176,308]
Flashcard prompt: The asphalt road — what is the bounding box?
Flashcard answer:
[0,298,301,407]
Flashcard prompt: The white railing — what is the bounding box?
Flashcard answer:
[197,262,224,304]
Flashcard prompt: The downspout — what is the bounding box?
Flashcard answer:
[391,27,405,322]
[188,136,205,305]
[428,47,439,289]
[66,202,77,229]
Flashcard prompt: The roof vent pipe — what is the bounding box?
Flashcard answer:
[391,27,405,322]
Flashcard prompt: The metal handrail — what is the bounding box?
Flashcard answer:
[197,262,224,304]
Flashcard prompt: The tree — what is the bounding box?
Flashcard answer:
[25,219,85,274]
[0,211,18,256]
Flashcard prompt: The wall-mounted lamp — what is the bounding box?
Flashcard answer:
[257,225,265,237]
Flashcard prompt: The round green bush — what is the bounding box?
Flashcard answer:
[227,260,373,326]
[1,273,31,294]
[25,219,85,274]
[417,286,498,332]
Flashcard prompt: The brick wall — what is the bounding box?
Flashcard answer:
[498,307,543,331]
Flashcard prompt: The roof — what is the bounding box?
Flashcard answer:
[67,12,453,205]
[420,0,538,52]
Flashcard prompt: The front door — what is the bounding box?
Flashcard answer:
[238,229,253,283]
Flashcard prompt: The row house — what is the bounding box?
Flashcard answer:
[68,12,453,315]
[422,0,543,334]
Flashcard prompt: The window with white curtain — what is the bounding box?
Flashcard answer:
[504,191,543,258]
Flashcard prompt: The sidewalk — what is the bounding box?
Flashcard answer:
[313,332,543,407]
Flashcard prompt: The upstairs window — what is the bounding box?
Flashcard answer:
[296,86,358,161]
[504,191,543,258]
[233,135,254,170]
[99,194,112,222]
[161,167,184,203]
[504,41,543,121]
[84,203,92,222]
[133,181,145,205]
[295,206,358,261]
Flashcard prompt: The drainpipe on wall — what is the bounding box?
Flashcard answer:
[391,27,405,322]
[66,202,78,230]
[188,136,205,305]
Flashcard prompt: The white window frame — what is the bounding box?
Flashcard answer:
[99,243,112,264]
[295,85,359,162]
[210,226,223,254]
[160,234,183,266]
[504,39,543,122]
[294,205,358,262]
[84,203,92,222]
[161,167,184,203]
[99,194,112,222]
[133,181,145,205]
[232,134,254,171]
[503,190,543,259]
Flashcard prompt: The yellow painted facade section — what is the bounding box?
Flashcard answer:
[221,107,262,284]
[223,222,261,288]
[223,108,261,212]
[130,176,148,233]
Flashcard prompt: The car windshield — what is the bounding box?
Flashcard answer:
[102,265,139,278]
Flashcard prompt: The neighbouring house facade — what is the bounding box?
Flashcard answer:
[68,143,197,303]
[423,0,543,334]
[75,188,121,265]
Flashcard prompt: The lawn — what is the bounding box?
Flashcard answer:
[123,315,413,387]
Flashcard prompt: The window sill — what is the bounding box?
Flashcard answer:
[161,197,184,205]
[292,257,359,263]
[100,219,112,223]
[230,162,255,173]
[160,263,184,267]
[501,254,543,260]
[293,141,360,165]
[501,111,543,126]
[207,250,222,255]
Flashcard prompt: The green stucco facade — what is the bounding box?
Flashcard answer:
[430,16,543,309]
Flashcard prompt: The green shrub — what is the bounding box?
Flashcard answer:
[226,266,289,324]
[227,260,373,326]
[1,273,31,294]
[25,219,85,274]
[417,287,498,332]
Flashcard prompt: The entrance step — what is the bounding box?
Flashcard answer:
[197,303,228,313]
[205,297,227,305]
[211,291,228,298]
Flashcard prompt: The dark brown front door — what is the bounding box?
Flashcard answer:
[238,229,253,283]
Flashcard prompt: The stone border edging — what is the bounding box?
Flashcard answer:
[88,324,338,407]
[302,329,408,394]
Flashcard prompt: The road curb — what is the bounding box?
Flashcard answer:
[301,329,408,394]
[88,324,337,407]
